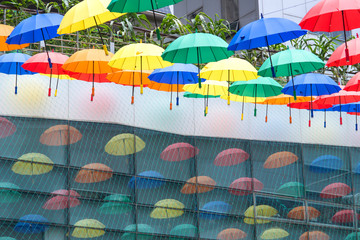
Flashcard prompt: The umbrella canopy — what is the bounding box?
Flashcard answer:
[0,117,16,138]
[72,219,105,238]
[184,92,220,98]
[0,24,29,51]
[150,199,185,219]
[287,206,320,220]
[105,133,146,156]
[169,224,197,240]
[299,231,330,240]
[199,201,232,220]
[309,155,343,173]
[320,182,351,199]
[121,224,154,240]
[217,228,247,240]
[128,171,165,189]
[75,163,113,183]
[327,37,360,67]
[260,228,289,240]
[43,189,81,210]
[98,194,132,214]
[160,142,199,162]
[332,209,359,224]
[107,70,151,86]
[14,214,49,233]
[276,182,305,198]
[344,72,360,91]
[244,205,278,224]
[0,238,17,240]
[214,148,249,166]
[181,176,216,194]
[0,182,21,203]
[264,151,298,169]
[345,232,360,240]
[228,177,263,196]
[12,153,53,175]
[40,125,82,146]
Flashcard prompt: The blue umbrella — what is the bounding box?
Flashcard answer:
[14,214,49,233]
[6,13,63,70]
[199,201,232,220]
[128,171,165,189]
[332,103,360,131]
[309,155,343,173]
[228,14,307,77]
[0,53,36,94]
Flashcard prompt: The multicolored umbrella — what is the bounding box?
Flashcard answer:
[344,72,360,91]
[276,182,305,198]
[14,214,49,233]
[12,153,53,175]
[98,194,132,214]
[299,231,330,240]
[332,209,359,224]
[0,182,21,203]
[128,171,165,189]
[310,155,343,173]
[105,133,146,156]
[327,36,360,67]
[287,206,320,220]
[214,148,249,166]
[199,201,232,220]
[228,177,263,196]
[0,24,29,51]
[121,224,154,240]
[0,117,16,138]
[260,228,289,240]
[150,199,184,219]
[170,224,197,240]
[40,125,82,146]
[288,101,332,127]
[320,182,351,199]
[181,176,216,194]
[72,219,105,238]
[43,189,81,210]
[244,205,278,224]
[75,163,113,183]
[217,228,247,240]
[264,151,298,169]
[160,142,199,162]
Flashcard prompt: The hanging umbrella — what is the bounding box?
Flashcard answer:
[276,182,305,198]
[62,49,115,101]
[105,133,146,156]
[12,153,53,175]
[72,219,105,238]
[0,53,36,94]
[299,231,330,240]
[14,214,49,233]
[199,201,232,220]
[345,232,360,240]
[6,13,63,71]
[148,63,202,109]
[184,92,220,99]
[121,224,154,240]
[332,209,359,224]
[260,228,289,240]
[0,117,16,138]
[244,205,278,224]
[0,24,29,51]
[98,194,132,214]
[309,155,343,173]
[217,228,247,240]
[228,177,263,196]
[75,163,113,183]
[181,176,216,194]
[109,41,172,103]
[259,49,325,100]
[40,125,82,146]
[228,15,307,77]
[0,182,21,203]
[128,171,165,189]
[264,151,298,169]
[200,58,258,104]
[107,70,151,90]
[214,148,249,166]
[229,77,283,116]
[22,52,69,96]
[288,101,332,127]
[287,206,320,220]
[58,0,124,55]
[161,32,234,88]
[327,36,360,67]
[320,182,351,199]
[332,103,360,131]
[43,190,81,210]
[299,0,360,61]
[150,199,184,219]
[170,224,197,240]
[344,72,360,91]
[220,94,265,120]
[160,142,198,162]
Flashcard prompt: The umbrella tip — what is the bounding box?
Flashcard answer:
[261,13,264,19]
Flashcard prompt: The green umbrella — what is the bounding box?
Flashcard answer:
[229,77,282,117]
[258,49,324,100]
[169,224,197,240]
[121,224,154,240]
[107,0,183,40]
[98,194,132,214]
[0,237,17,240]
[183,92,220,99]
[0,182,21,203]
[276,182,305,198]
[161,32,234,88]
[345,232,360,240]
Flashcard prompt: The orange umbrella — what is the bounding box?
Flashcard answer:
[217,228,247,240]
[40,125,82,146]
[75,163,113,183]
[0,24,29,51]
[263,151,298,169]
[62,49,115,101]
[181,176,216,194]
[107,70,151,86]
[299,231,329,240]
[287,206,320,220]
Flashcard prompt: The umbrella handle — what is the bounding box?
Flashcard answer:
[345,48,350,62]
[241,113,244,121]
[140,84,144,94]
[91,93,94,101]
[103,45,109,55]
[48,87,51,97]
[254,108,257,117]
[131,96,134,105]
[156,28,161,41]
[308,120,311,127]
[324,121,326,128]
[170,103,172,110]
[205,106,208,115]
[293,90,297,101]
[265,116,268,123]
[227,95,230,105]
[289,116,292,124]
[92,87,95,97]
[340,117,343,125]
[311,109,314,118]
[176,97,179,106]
[15,86,17,95]
[55,89,58,97]
[356,123,358,131]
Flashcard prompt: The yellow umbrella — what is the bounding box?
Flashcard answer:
[108,41,172,103]
[260,228,289,240]
[57,0,125,55]
[150,199,184,219]
[72,219,105,238]
[12,153,53,175]
[183,80,228,116]
[40,73,75,80]
[244,205,278,225]
[220,94,265,120]
[201,58,258,105]
[105,133,146,156]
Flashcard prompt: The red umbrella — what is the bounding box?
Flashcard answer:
[22,51,69,97]
[288,102,332,127]
[42,189,80,210]
[217,228,247,240]
[327,35,360,67]
[160,143,199,162]
[299,0,360,61]
[344,72,360,91]
[320,182,351,199]
[213,148,249,166]
[332,209,360,224]
[228,177,263,196]
[0,117,16,138]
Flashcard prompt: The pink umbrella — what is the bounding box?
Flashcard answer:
[160,142,199,162]
[320,183,351,199]
[332,209,360,224]
[228,177,263,196]
[344,72,360,91]
[213,148,249,166]
[0,117,16,138]
[43,189,81,210]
